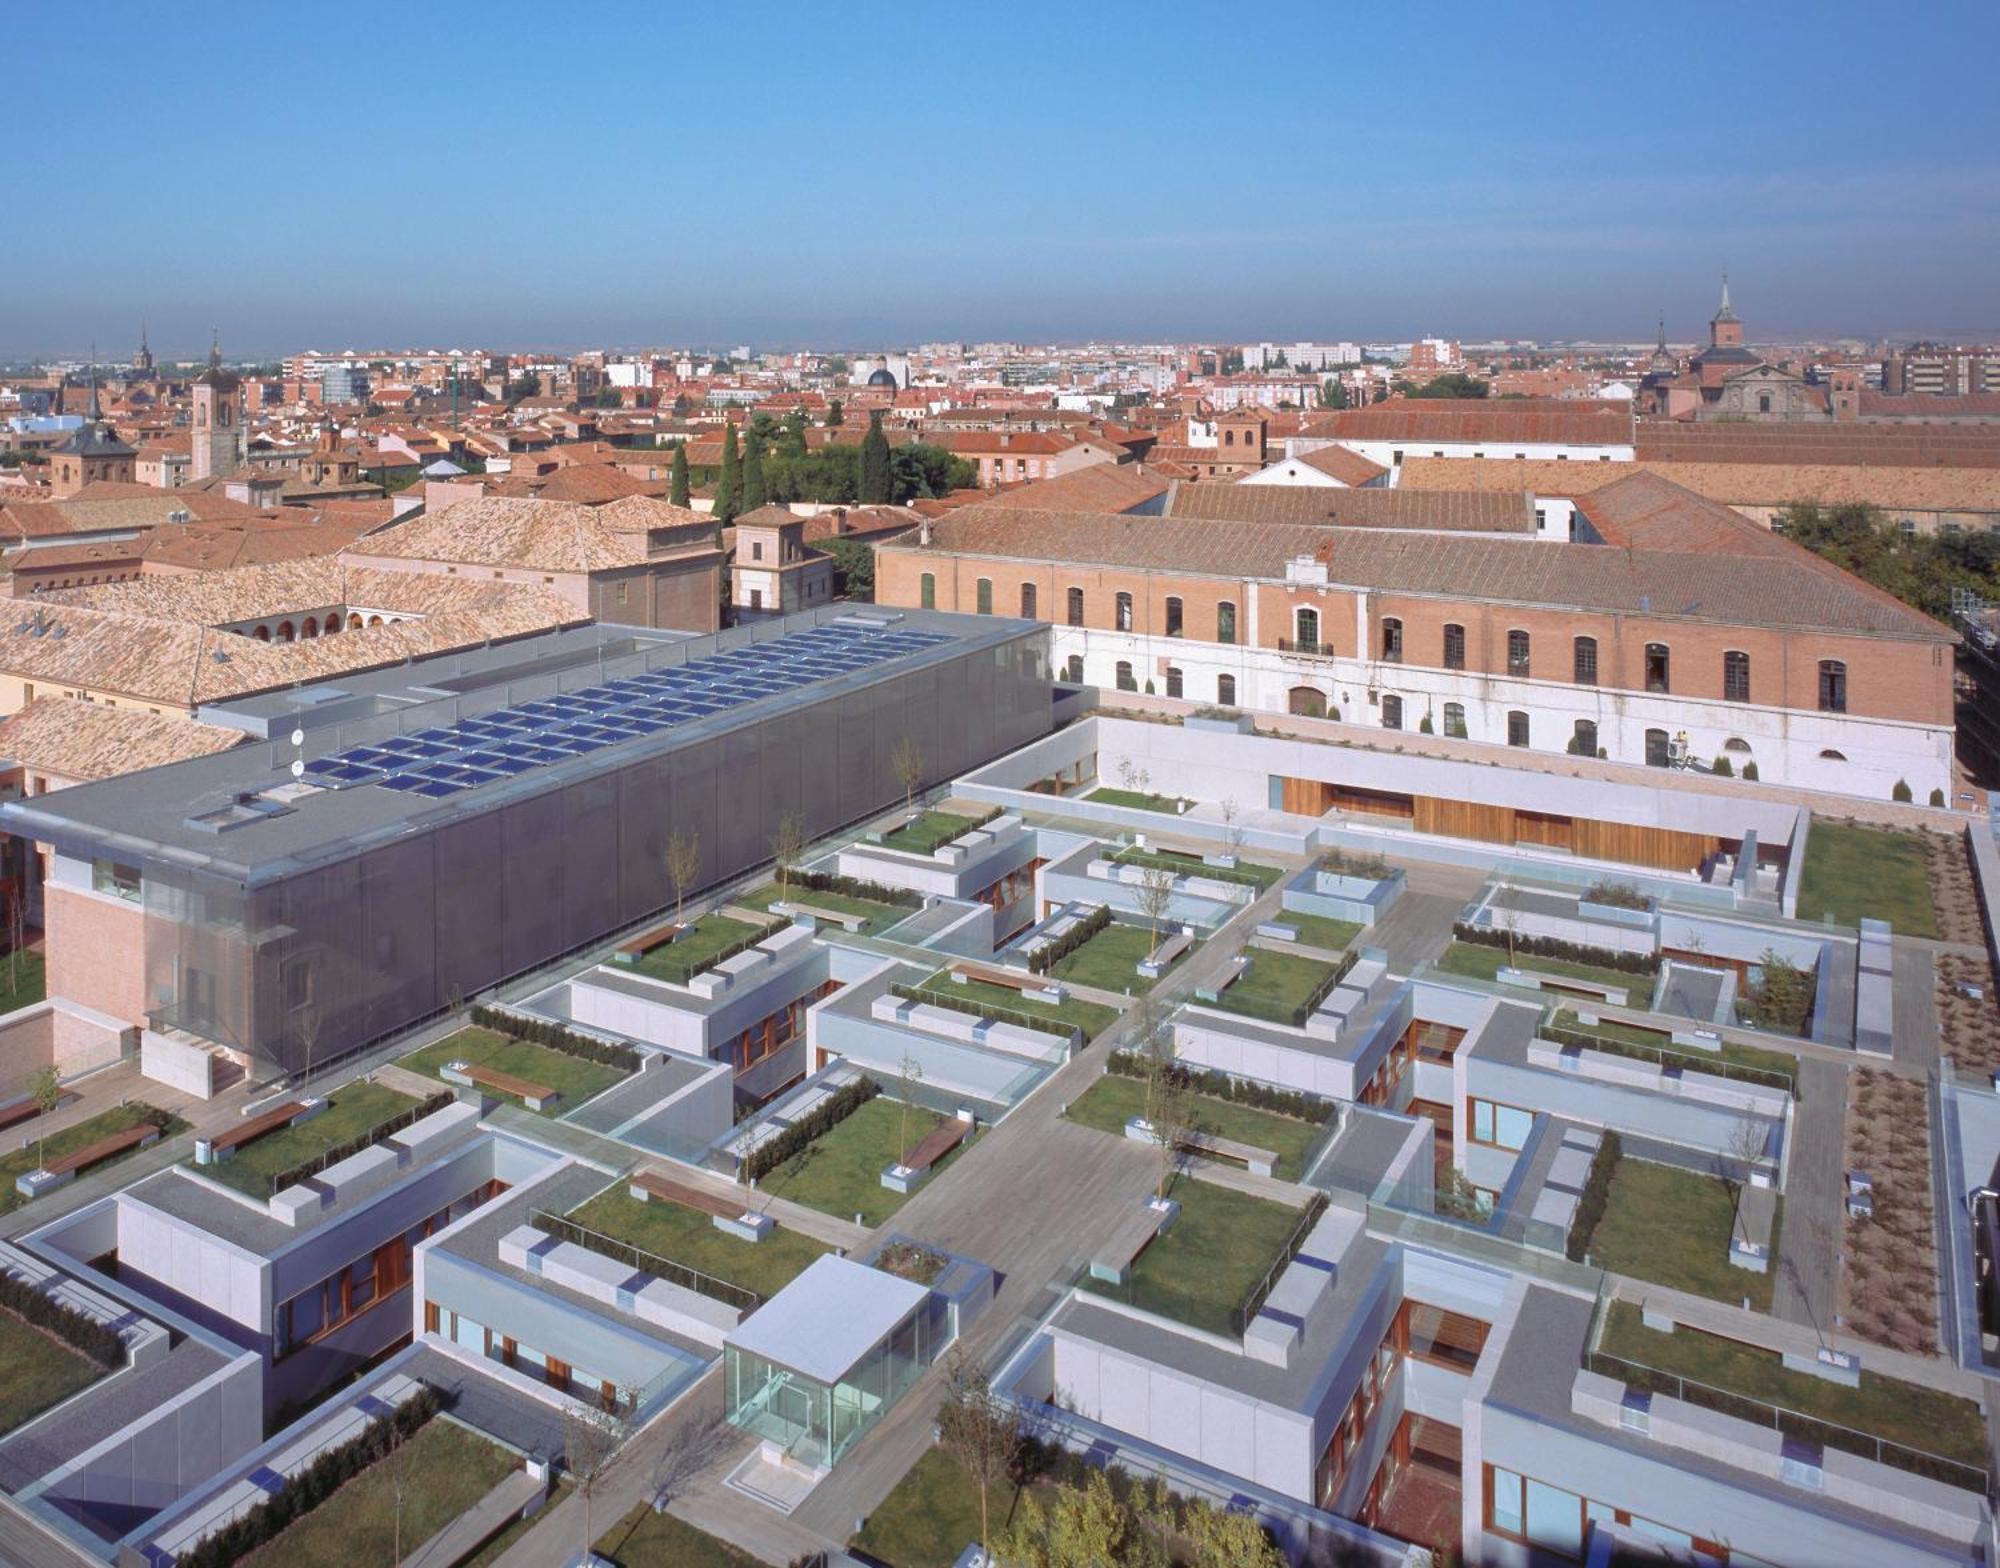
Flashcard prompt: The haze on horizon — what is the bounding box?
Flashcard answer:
[9,0,1998,360]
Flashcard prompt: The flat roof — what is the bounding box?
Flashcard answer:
[724,1253,928,1384]
[1,606,1037,883]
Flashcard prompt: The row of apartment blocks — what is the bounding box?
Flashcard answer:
[875,473,1956,802]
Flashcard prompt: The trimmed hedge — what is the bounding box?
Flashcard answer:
[783,869,922,909]
[1544,1022,1796,1097]
[1582,881,1649,911]
[891,980,1085,1047]
[744,1074,880,1183]
[177,1385,443,1568]
[1565,1130,1622,1262]
[0,1273,121,1367]
[1028,905,1113,975]
[1104,1050,1335,1126]
[1113,848,1267,890]
[640,914,790,985]
[268,1089,457,1195]
[1452,920,1660,977]
[468,1006,641,1073]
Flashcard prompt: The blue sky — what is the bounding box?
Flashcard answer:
[9,1,1998,357]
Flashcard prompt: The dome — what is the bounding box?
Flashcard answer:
[866,367,898,389]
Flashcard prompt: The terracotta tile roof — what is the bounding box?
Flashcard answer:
[1295,405,1635,445]
[0,696,246,782]
[343,494,709,573]
[1398,456,2000,512]
[1295,446,1390,485]
[977,464,1171,513]
[142,518,371,572]
[1165,483,1534,534]
[1634,419,2000,468]
[1859,392,2000,420]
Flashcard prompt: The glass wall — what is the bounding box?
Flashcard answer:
[723,1305,930,1470]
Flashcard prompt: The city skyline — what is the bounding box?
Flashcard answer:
[8,1,1997,357]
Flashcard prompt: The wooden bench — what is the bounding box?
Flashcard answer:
[45,1121,160,1177]
[614,924,681,962]
[1090,1202,1168,1285]
[1183,1131,1278,1179]
[629,1169,770,1241]
[0,1099,44,1135]
[883,1117,971,1194]
[210,1100,308,1157]
[460,1064,559,1111]
[783,900,868,932]
[1139,930,1193,979]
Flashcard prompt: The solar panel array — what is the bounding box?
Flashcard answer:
[303,621,954,800]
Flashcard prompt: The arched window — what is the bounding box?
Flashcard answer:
[1507,629,1530,676]
[278,620,295,642]
[1217,673,1237,705]
[1818,659,1847,713]
[1216,601,1237,645]
[1115,660,1136,691]
[1380,617,1403,662]
[1819,748,1847,762]
[1294,607,1320,652]
[1723,736,1752,753]
[1572,635,1597,685]
[253,624,271,641]
[1442,623,1465,670]
[322,615,340,635]
[1723,650,1750,703]
[1570,719,1597,756]
[1288,686,1327,718]
[1164,596,1183,638]
[919,572,936,610]
[1644,643,1670,694]
[367,615,384,627]
[1645,728,1670,768]
[1064,654,1083,682]
[1381,694,1403,729]
[1507,710,1530,747]
[1019,582,1036,619]
[1441,701,1466,738]
[975,578,993,615]
[1115,591,1133,632]
[1165,666,1183,699]
[300,619,318,639]
[1066,586,1084,626]
[346,613,362,630]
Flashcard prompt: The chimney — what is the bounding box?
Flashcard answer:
[919,518,932,547]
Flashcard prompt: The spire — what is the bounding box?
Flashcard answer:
[86,344,100,421]
[1656,314,1667,353]
[208,328,221,371]
[1713,272,1737,323]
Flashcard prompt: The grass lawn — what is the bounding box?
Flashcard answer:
[1210,947,1340,1026]
[1049,921,1191,993]
[1111,845,1282,890]
[0,1306,103,1432]
[565,1184,827,1302]
[1795,820,1938,938]
[462,1480,568,1567]
[1086,786,1191,815]
[1549,1010,1798,1084]
[1436,941,1651,1002]
[1086,1178,1308,1336]
[738,881,911,936]
[595,1504,764,1567]
[201,1081,417,1199]
[1588,1158,1778,1311]
[0,950,46,1014]
[240,1416,518,1568]
[854,1446,1036,1568]
[1272,912,1364,952]
[400,1026,627,1115]
[882,809,990,856]
[626,912,768,983]
[0,1103,182,1218]
[1065,1074,1328,1181]
[760,1096,972,1228]
[914,970,1119,1041]
[1599,1301,1987,1467]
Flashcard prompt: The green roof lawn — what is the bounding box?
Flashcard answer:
[853,1446,1038,1568]
[1273,912,1364,953]
[1048,921,1192,993]
[200,1081,418,1199]
[625,912,767,983]
[399,1026,627,1115]
[566,1184,828,1302]
[1599,1301,1986,1467]
[241,1416,518,1568]
[1794,819,1938,938]
[913,970,1120,1041]
[882,809,989,856]
[1085,786,1191,815]
[1110,845,1281,890]
[1587,1157,1778,1312]
[1084,1178,1307,1336]
[1065,1073,1328,1181]
[0,950,46,1015]
[1436,940,1652,1002]
[1209,947,1339,1025]
[0,1103,181,1218]
[758,1096,972,1228]
[595,1505,765,1568]
[0,1306,103,1433]
[737,881,911,935]
[1549,1010,1798,1084]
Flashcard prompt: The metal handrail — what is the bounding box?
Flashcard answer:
[527,1208,762,1313]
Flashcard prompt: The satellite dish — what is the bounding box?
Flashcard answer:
[290,728,305,748]
[290,759,305,779]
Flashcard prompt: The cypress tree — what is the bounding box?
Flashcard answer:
[742,433,767,511]
[826,398,844,428]
[859,413,892,505]
[715,426,740,523]
[669,441,690,508]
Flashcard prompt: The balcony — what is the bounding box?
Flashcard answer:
[1278,637,1328,657]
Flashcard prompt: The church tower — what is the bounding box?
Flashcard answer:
[1710,275,1744,349]
[133,323,153,377]
[50,370,136,497]
[191,333,244,481]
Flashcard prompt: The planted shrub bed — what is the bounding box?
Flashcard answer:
[268,1089,456,1196]
[890,980,1086,1047]
[1564,1130,1622,1262]
[466,1006,641,1072]
[743,1075,880,1184]
[0,1272,121,1366]
[1028,905,1113,975]
[785,869,922,909]
[1452,921,1660,975]
[1103,1050,1334,1124]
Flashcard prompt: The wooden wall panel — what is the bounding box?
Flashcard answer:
[1413,796,1517,844]
[1570,818,1718,872]
[1279,775,1337,815]
[1332,784,1415,820]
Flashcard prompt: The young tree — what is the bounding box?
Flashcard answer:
[889,735,925,814]
[714,425,741,524]
[938,1346,1022,1551]
[1500,910,1521,966]
[771,811,806,904]
[1132,1000,1195,1203]
[996,1469,1161,1568]
[562,1395,630,1567]
[665,828,701,924]
[1219,797,1242,858]
[669,441,690,508]
[859,413,892,504]
[27,1063,60,1171]
[380,1412,417,1567]
[1135,866,1175,954]
[1721,1114,1769,1243]
[898,1048,925,1165]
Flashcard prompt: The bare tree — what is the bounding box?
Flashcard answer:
[938,1345,1022,1550]
[1500,910,1521,967]
[295,994,322,1094]
[5,889,22,999]
[771,811,806,904]
[1721,1115,1769,1243]
[1117,758,1138,792]
[1132,1001,1196,1203]
[898,1048,925,1166]
[665,828,701,924]
[1134,867,1176,955]
[27,1064,60,1171]
[563,1393,631,1565]
[1219,797,1242,858]
[380,1412,417,1567]
[889,735,926,815]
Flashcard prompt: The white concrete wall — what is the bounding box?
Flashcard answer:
[116,1196,268,1332]
[141,1029,218,1099]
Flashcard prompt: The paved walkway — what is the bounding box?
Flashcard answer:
[406,1467,545,1568]
[1771,1055,1848,1336]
